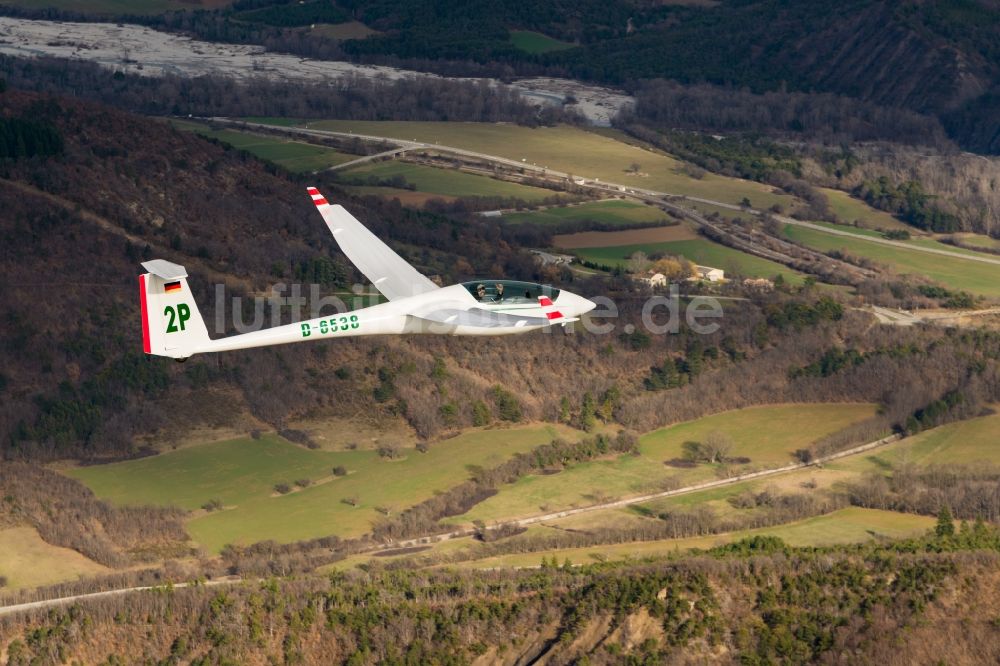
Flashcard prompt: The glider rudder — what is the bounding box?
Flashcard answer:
[139,259,210,360]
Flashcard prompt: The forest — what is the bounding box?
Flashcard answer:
[2,525,1000,664]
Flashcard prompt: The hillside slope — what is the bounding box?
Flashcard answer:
[2,88,998,465]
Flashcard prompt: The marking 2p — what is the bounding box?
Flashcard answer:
[164,304,191,333]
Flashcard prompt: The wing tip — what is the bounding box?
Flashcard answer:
[306,186,330,207]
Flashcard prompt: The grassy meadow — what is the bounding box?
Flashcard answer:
[309,21,380,40]
[829,410,1000,473]
[171,120,356,173]
[948,232,1000,252]
[339,161,555,201]
[783,223,1000,297]
[450,404,877,526]
[509,30,575,54]
[299,120,795,209]
[820,188,911,231]
[68,427,576,553]
[449,508,934,569]
[0,527,108,590]
[502,199,671,226]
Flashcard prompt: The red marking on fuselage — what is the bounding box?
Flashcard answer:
[545,310,563,320]
[139,274,151,354]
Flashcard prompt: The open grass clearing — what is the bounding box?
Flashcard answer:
[171,120,356,173]
[450,508,934,569]
[820,188,912,231]
[340,161,556,201]
[569,238,808,284]
[68,426,579,553]
[301,121,796,209]
[309,21,380,40]
[502,199,672,227]
[449,404,876,527]
[346,186,458,206]
[829,410,1000,472]
[783,224,1000,297]
[509,30,576,54]
[0,527,109,590]
[947,232,1000,251]
[554,224,698,249]
[284,416,418,451]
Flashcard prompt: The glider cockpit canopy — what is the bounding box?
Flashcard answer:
[462,280,560,304]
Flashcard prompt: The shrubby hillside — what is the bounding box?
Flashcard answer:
[2,87,999,464]
[3,528,1000,664]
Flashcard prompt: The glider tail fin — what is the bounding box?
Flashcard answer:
[139,260,211,360]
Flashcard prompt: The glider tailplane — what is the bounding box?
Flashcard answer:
[139,259,211,360]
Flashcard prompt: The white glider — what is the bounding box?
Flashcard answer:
[139,187,596,359]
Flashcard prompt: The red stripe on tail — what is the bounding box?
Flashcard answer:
[138,274,151,354]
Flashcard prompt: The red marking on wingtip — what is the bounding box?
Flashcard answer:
[314,197,329,206]
[307,186,319,194]
[138,274,151,354]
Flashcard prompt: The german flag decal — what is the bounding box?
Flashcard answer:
[164,281,182,293]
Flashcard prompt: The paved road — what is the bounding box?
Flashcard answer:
[0,577,242,618]
[326,146,416,171]
[774,216,1000,267]
[869,304,1000,326]
[211,118,1000,271]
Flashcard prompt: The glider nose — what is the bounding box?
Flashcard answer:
[557,291,597,317]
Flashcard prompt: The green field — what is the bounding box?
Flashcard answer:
[949,232,1000,251]
[570,238,808,284]
[451,404,876,526]
[340,161,556,201]
[0,527,108,590]
[68,427,576,553]
[509,30,576,54]
[298,121,795,209]
[800,218,998,261]
[450,508,934,569]
[833,410,1000,472]
[783,223,1000,297]
[172,120,355,173]
[502,199,671,226]
[820,188,911,231]
[310,21,379,40]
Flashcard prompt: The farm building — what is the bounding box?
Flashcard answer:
[692,265,725,282]
[636,271,668,287]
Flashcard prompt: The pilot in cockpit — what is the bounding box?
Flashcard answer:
[476,283,487,300]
